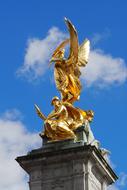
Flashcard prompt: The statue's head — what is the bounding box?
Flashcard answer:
[51,96,61,107]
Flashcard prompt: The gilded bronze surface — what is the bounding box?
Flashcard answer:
[35,18,94,141]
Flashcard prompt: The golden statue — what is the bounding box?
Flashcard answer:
[35,18,94,141]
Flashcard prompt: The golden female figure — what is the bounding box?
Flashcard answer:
[50,18,90,104]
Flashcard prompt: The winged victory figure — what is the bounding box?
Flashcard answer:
[50,18,90,104]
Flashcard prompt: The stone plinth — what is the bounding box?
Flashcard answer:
[16,140,117,190]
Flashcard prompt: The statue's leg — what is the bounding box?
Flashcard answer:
[56,121,76,140]
[44,120,57,140]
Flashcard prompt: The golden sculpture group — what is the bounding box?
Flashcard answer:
[35,18,94,141]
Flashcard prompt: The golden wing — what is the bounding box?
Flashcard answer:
[65,18,90,68]
[78,39,90,66]
[64,17,79,64]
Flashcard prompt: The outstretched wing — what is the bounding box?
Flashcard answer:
[64,17,79,64]
[78,39,90,66]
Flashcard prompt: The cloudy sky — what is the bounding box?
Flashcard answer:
[0,0,127,189]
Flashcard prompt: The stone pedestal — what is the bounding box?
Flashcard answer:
[16,137,117,190]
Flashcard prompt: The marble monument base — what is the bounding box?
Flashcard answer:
[16,135,117,190]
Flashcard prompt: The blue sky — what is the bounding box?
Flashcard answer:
[0,0,127,189]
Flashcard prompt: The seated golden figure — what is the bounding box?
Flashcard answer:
[35,96,94,141]
[44,97,76,141]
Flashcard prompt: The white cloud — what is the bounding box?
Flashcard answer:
[82,49,127,87]
[108,184,119,190]
[107,171,127,190]
[17,27,127,87]
[118,172,127,186]
[91,29,110,46]
[17,27,67,81]
[0,108,23,121]
[0,109,41,190]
